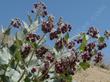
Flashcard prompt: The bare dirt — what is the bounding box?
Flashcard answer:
[73,66,110,82]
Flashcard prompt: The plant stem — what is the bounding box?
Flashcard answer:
[17,70,26,82]
[37,60,56,81]
[37,33,46,45]
[15,60,19,70]
[17,33,46,82]
[27,51,34,67]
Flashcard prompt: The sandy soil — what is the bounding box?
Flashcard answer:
[73,66,110,82]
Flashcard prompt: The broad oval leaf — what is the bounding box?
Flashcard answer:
[80,34,88,52]
[5,67,21,82]
[16,31,25,41]
[79,62,90,70]
[0,47,11,65]
[98,36,105,43]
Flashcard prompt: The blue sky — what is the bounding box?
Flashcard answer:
[0,0,110,63]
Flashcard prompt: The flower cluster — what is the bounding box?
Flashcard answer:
[104,30,110,39]
[32,2,48,17]
[26,33,40,42]
[97,42,107,50]
[66,41,75,49]
[55,54,78,75]
[21,44,31,58]
[42,16,54,33]
[0,1,109,82]
[87,27,99,38]
[94,52,103,63]
[84,42,96,52]
[35,46,48,58]
[81,51,91,62]
[49,31,58,40]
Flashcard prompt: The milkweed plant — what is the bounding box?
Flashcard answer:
[0,1,110,82]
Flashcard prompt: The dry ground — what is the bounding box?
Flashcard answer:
[73,66,110,82]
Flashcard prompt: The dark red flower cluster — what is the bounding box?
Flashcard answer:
[87,27,99,38]
[55,39,65,50]
[84,42,96,52]
[55,38,76,50]
[94,52,103,63]
[97,43,107,50]
[42,16,54,33]
[26,33,40,42]
[60,24,71,34]
[104,30,110,39]
[49,31,58,40]
[49,25,71,40]
[11,18,21,28]
[55,55,77,75]
[32,2,48,17]
[81,51,91,62]
[21,45,31,58]
[35,46,48,58]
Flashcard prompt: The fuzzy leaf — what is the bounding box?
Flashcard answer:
[27,15,33,24]
[15,51,21,61]
[80,34,87,52]
[16,31,25,41]
[29,18,38,33]
[0,47,11,65]
[23,21,30,32]
[24,76,31,82]
[64,32,69,41]
[98,36,105,43]
[5,67,20,82]
[9,44,17,55]
[79,62,90,70]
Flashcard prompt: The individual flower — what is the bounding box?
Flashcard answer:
[10,18,21,28]
[74,38,83,44]
[31,67,37,73]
